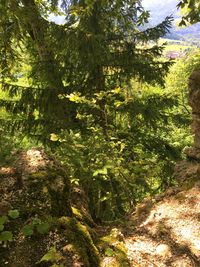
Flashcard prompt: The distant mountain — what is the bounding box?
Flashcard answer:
[142,0,200,40]
[143,0,178,24]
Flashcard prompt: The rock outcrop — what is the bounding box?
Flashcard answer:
[189,68,200,150]
[175,68,200,183]
[0,148,100,267]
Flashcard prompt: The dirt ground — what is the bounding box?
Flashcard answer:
[119,184,200,267]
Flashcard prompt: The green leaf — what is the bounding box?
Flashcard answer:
[0,224,4,231]
[50,133,59,142]
[8,210,20,219]
[0,231,13,242]
[0,216,8,225]
[40,247,63,262]
[105,247,114,257]
[22,225,34,236]
[32,218,41,225]
[36,222,50,234]
[93,167,108,176]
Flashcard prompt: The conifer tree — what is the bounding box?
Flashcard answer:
[0,0,172,140]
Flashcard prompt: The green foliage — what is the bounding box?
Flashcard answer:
[8,209,20,219]
[39,246,63,263]
[166,48,200,94]
[178,0,200,24]
[53,80,190,221]
[165,48,199,140]
[0,231,13,242]
[0,0,195,251]
[0,216,8,225]
[0,210,19,245]
[36,222,50,234]
[0,224,4,231]
[0,0,181,221]
[22,225,34,237]
[22,219,50,236]
[0,0,173,140]
[0,2,196,266]
[105,248,115,257]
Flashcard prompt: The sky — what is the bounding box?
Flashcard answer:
[49,0,179,25]
[48,13,65,24]
[142,0,178,8]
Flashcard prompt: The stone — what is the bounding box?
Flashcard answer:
[155,244,171,257]
[174,68,200,183]
[188,69,200,147]
[184,147,200,160]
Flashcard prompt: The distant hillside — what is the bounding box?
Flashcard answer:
[142,0,200,40]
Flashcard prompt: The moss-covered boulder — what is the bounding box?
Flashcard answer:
[0,148,103,267]
[8,148,72,217]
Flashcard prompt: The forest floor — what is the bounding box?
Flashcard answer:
[101,183,200,267]
[0,148,200,266]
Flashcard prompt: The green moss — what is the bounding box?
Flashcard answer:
[28,171,48,181]
[72,207,95,228]
[57,217,100,267]
[98,229,129,267]
[72,207,83,219]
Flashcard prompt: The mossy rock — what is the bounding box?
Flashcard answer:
[57,217,100,267]
[98,228,129,267]
[72,207,96,228]
[25,166,72,217]
[28,171,49,181]
[1,215,100,267]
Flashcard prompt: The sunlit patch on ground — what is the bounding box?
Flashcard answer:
[123,184,200,266]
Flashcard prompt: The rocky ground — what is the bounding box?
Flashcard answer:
[0,148,200,266]
[101,183,200,267]
[123,184,200,267]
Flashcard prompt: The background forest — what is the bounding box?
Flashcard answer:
[0,0,200,266]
